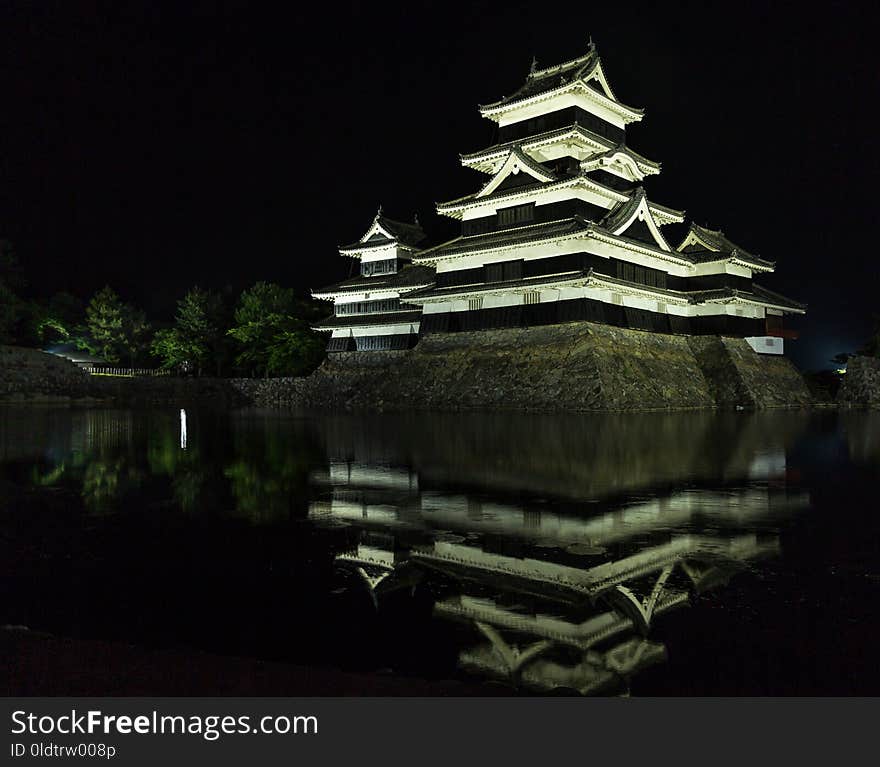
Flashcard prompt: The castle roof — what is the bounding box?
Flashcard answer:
[479,42,644,119]
[312,264,435,299]
[339,210,427,253]
[312,310,423,331]
[677,223,775,270]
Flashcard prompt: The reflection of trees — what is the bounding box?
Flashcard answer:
[145,421,216,513]
[224,414,324,523]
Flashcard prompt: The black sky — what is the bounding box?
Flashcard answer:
[1,0,877,370]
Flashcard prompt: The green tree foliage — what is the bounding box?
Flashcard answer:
[150,327,187,370]
[80,286,151,365]
[227,282,325,377]
[25,292,86,347]
[176,287,225,375]
[0,240,86,347]
[151,287,231,375]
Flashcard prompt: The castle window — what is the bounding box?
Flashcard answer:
[524,291,541,305]
[485,259,523,283]
[497,203,535,227]
[468,297,483,311]
[361,259,397,277]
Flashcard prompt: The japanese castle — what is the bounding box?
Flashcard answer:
[312,41,804,355]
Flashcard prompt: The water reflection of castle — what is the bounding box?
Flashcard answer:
[308,451,809,695]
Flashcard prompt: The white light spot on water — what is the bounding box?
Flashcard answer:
[180,408,187,450]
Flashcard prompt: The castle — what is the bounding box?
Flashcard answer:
[311,41,804,358]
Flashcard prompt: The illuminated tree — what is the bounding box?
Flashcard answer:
[80,286,151,365]
[175,287,228,375]
[151,287,229,375]
[228,282,325,377]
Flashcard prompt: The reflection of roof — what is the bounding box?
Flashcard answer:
[45,344,107,365]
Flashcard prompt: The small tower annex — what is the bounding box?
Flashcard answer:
[314,41,805,355]
[311,209,435,351]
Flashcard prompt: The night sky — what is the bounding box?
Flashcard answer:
[1,0,877,370]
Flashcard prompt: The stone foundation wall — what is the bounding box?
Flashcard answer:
[0,345,94,402]
[838,355,880,406]
[301,324,717,411]
[687,336,813,408]
[244,322,812,412]
[2,323,815,412]
[0,346,246,406]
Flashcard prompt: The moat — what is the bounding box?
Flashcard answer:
[2,405,879,695]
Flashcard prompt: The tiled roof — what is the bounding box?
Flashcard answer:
[510,145,557,179]
[479,45,643,116]
[584,143,661,171]
[461,124,616,164]
[407,269,594,300]
[679,222,775,270]
[416,218,594,260]
[689,285,805,311]
[312,265,435,296]
[750,283,807,310]
[313,310,423,330]
[339,214,427,251]
[376,215,427,247]
[437,168,625,212]
[600,187,647,231]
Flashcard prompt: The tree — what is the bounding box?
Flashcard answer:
[150,327,188,371]
[80,286,151,365]
[24,292,86,347]
[175,287,227,375]
[227,282,326,377]
[150,287,229,375]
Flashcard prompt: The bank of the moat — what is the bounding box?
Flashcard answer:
[2,320,828,412]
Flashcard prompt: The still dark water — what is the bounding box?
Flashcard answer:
[2,405,879,695]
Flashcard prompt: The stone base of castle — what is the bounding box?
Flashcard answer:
[291,322,812,412]
[1,325,815,412]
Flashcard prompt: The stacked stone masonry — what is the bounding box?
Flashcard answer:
[838,355,880,407]
[1,324,815,412]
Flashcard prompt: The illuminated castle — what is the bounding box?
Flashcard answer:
[312,41,804,355]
